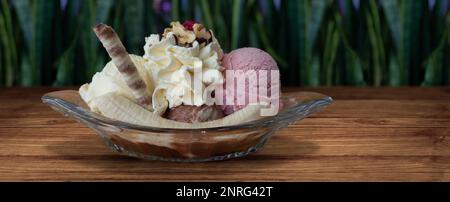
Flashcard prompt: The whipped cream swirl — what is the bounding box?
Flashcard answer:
[143,32,224,115]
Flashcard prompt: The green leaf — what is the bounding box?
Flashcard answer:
[231,0,243,49]
[307,0,329,51]
[297,0,308,85]
[32,0,55,85]
[11,0,32,49]
[399,0,422,84]
[422,20,449,86]
[285,0,302,85]
[96,0,114,23]
[248,23,260,48]
[335,11,366,86]
[380,0,400,50]
[181,0,194,20]
[199,0,213,29]
[0,0,16,86]
[304,0,332,85]
[112,0,124,31]
[19,56,33,86]
[340,0,354,34]
[345,50,366,86]
[0,10,12,86]
[54,47,75,86]
[254,10,287,67]
[172,0,180,21]
[366,1,382,86]
[144,0,156,35]
[124,0,145,54]
[259,0,274,40]
[435,0,449,17]
[323,20,340,86]
[423,51,443,86]
[388,54,401,86]
[369,0,385,84]
[309,54,320,86]
[381,0,422,85]
[81,0,101,79]
[0,40,3,86]
[54,23,81,86]
[212,0,229,51]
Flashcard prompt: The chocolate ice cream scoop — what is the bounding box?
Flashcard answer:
[164,105,224,123]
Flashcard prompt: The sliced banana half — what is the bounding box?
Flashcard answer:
[89,92,267,129]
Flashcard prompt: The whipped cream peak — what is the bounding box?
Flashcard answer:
[143,22,224,115]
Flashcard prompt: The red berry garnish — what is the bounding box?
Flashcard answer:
[182,20,196,31]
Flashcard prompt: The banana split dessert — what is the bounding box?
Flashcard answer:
[78,21,281,159]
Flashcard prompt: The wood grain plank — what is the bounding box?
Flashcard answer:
[284,87,450,100]
[0,87,76,99]
[1,87,450,181]
[0,127,448,157]
[296,118,450,128]
[0,156,449,181]
[310,100,450,118]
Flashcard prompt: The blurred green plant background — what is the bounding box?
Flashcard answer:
[0,0,449,87]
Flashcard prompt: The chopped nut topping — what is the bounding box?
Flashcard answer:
[193,23,212,45]
[170,22,196,46]
[161,21,213,47]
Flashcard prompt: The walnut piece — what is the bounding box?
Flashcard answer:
[161,21,213,47]
[193,23,212,44]
[163,22,196,47]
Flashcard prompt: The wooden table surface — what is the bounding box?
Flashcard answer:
[0,87,449,181]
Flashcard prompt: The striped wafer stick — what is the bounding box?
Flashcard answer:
[93,23,152,110]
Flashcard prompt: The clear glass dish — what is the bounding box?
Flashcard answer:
[42,90,332,162]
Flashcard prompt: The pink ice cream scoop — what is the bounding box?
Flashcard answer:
[220,47,280,115]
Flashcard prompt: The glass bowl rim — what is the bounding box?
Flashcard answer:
[42,91,332,133]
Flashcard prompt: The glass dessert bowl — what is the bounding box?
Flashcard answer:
[42,90,332,162]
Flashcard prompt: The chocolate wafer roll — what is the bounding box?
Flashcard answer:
[93,23,152,109]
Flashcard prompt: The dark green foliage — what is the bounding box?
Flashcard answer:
[0,0,448,86]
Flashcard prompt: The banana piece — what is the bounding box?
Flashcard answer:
[79,55,155,111]
[90,92,266,129]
